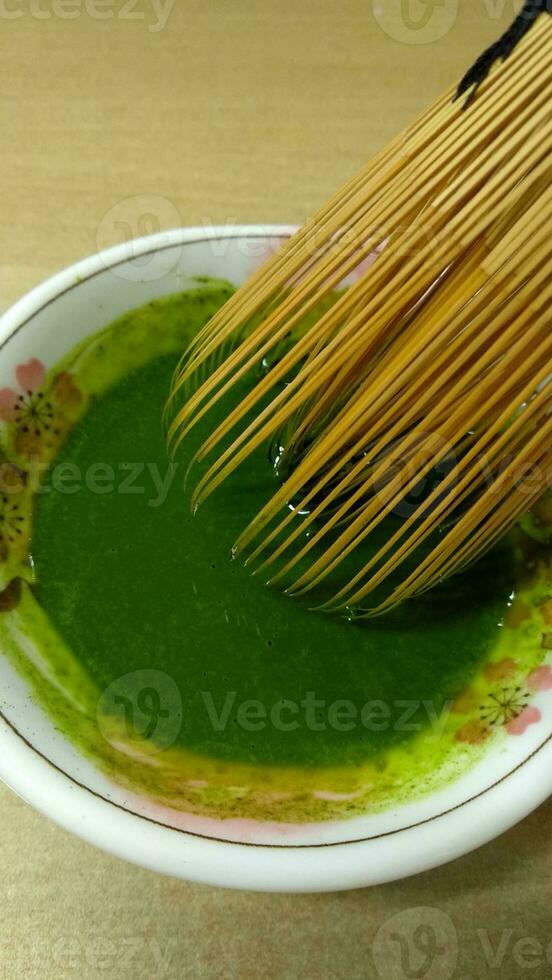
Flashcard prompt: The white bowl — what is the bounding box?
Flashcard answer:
[0,225,551,892]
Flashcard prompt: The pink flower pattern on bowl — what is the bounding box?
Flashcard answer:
[0,357,46,424]
[0,358,82,461]
[454,656,552,745]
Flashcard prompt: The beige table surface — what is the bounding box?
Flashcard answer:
[1,2,551,977]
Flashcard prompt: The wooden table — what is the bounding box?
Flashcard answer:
[1,2,550,977]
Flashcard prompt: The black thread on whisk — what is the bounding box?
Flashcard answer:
[455,0,551,108]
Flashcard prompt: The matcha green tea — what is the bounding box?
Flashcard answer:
[0,282,549,824]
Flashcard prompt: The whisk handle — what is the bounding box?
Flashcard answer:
[455,0,551,107]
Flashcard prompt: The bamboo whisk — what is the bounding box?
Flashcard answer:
[167,14,552,617]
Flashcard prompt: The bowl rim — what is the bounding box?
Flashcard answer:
[0,224,551,892]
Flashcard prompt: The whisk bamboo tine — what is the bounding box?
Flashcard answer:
[372,427,552,616]
[250,266,552,579]
[174,76,552,440]
[322,378,552,610]
[174,48,552,414]
[208,232,549,568]
[286,340,552,601]
[175,111,552,470]
[181,16,550,376]
[167,16,552,614]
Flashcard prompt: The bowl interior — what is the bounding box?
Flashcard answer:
[0,227,551,858]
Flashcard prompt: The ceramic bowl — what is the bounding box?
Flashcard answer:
[0,226,551,892]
